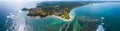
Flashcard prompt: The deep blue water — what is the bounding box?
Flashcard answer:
[0,3,12,31]
[0,2,120,31]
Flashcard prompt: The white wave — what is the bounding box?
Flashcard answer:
[96,17,105,31]
[4,1,41,31]
[96,22,105,31]
[96,25,105,31]
[6,12,26,31]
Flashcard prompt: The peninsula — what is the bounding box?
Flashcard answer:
[22,1,113,20]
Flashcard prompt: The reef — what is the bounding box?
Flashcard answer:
[60,16,100,31]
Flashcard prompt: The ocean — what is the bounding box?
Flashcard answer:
[0,1,120,31]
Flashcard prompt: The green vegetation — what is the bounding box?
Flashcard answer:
[26,1,91,20]
[60,12,70,20]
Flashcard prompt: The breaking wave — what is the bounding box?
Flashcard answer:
[6,11,26,31]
